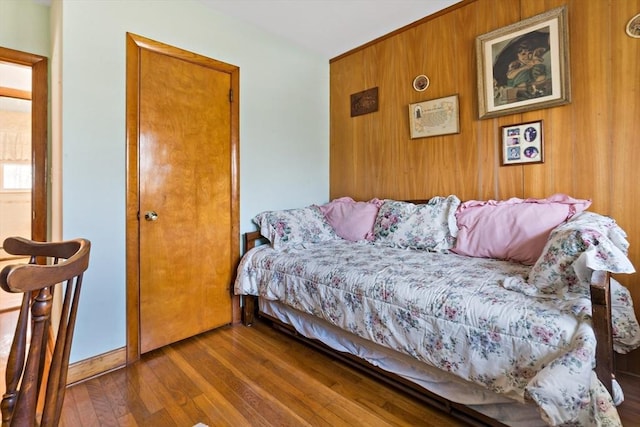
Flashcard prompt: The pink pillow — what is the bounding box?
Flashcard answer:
[318,197,383,241]
[452,194,591,265]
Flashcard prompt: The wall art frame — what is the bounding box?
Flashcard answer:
[626,13,640,38]
[350,87,378,117]
[476,6,571,119]
[412,75,430,91]
[408,94,459,139]
[500,120,543,166]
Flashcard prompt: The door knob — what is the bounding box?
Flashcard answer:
[144,211,159,221]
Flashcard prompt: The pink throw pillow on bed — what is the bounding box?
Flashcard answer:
[452,194,591,265]
[319,197,383,241]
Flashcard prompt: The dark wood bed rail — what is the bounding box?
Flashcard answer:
[243,230,264,251]
[240,231,616,396]
[590,270,615,394]
[241,231,267,326]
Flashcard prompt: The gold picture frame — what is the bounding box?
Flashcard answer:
[408,94,459,139]
[476,6,571,119]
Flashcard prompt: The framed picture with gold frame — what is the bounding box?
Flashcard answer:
[476,6,571,119]
[408,94,459,139]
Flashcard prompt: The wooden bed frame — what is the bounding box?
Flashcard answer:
[240,230,616,426]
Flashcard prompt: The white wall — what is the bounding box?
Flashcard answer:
[51,0,329,362]
[0,0,50,56]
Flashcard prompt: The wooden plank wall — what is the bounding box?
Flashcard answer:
[329,0,640,374]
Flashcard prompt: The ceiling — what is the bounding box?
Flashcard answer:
[201,0,462,59]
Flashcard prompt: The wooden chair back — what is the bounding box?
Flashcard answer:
[1,237,91,427]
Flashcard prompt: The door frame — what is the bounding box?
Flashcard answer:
[125,33,240,363]
[0,47,48,243]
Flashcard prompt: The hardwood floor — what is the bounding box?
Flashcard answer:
[619,372,640,427]
[60,322,468,427]
[1,311,638,426]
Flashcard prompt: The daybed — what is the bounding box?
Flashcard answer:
[234,194,640,426]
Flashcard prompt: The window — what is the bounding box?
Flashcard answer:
[1,162,31,190]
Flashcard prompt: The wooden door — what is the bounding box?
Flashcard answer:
[126,34,240,357]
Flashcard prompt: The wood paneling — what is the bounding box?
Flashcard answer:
[330,0,640,373]
[611,0,640,374]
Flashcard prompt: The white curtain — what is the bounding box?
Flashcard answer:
[0,110,31,161]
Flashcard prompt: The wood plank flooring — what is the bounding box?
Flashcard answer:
[60,322,469,427]
[1,311,638,426]
[58,321,640,427]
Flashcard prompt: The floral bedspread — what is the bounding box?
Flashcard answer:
[235,240,640,426]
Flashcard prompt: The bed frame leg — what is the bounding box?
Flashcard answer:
[242,295,257,326]
[590,271,614,395]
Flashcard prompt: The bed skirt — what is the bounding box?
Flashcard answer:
[259,298,547,427]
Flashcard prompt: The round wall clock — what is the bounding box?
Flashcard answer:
[412,75,430,91]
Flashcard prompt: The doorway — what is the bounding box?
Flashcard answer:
[0,47,47,247]
[0,46,48,390]
[0,61,31,312]
[125,34,240,362]
[0,52,48,306]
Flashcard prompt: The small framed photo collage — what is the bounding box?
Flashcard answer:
[500,120,543,165]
